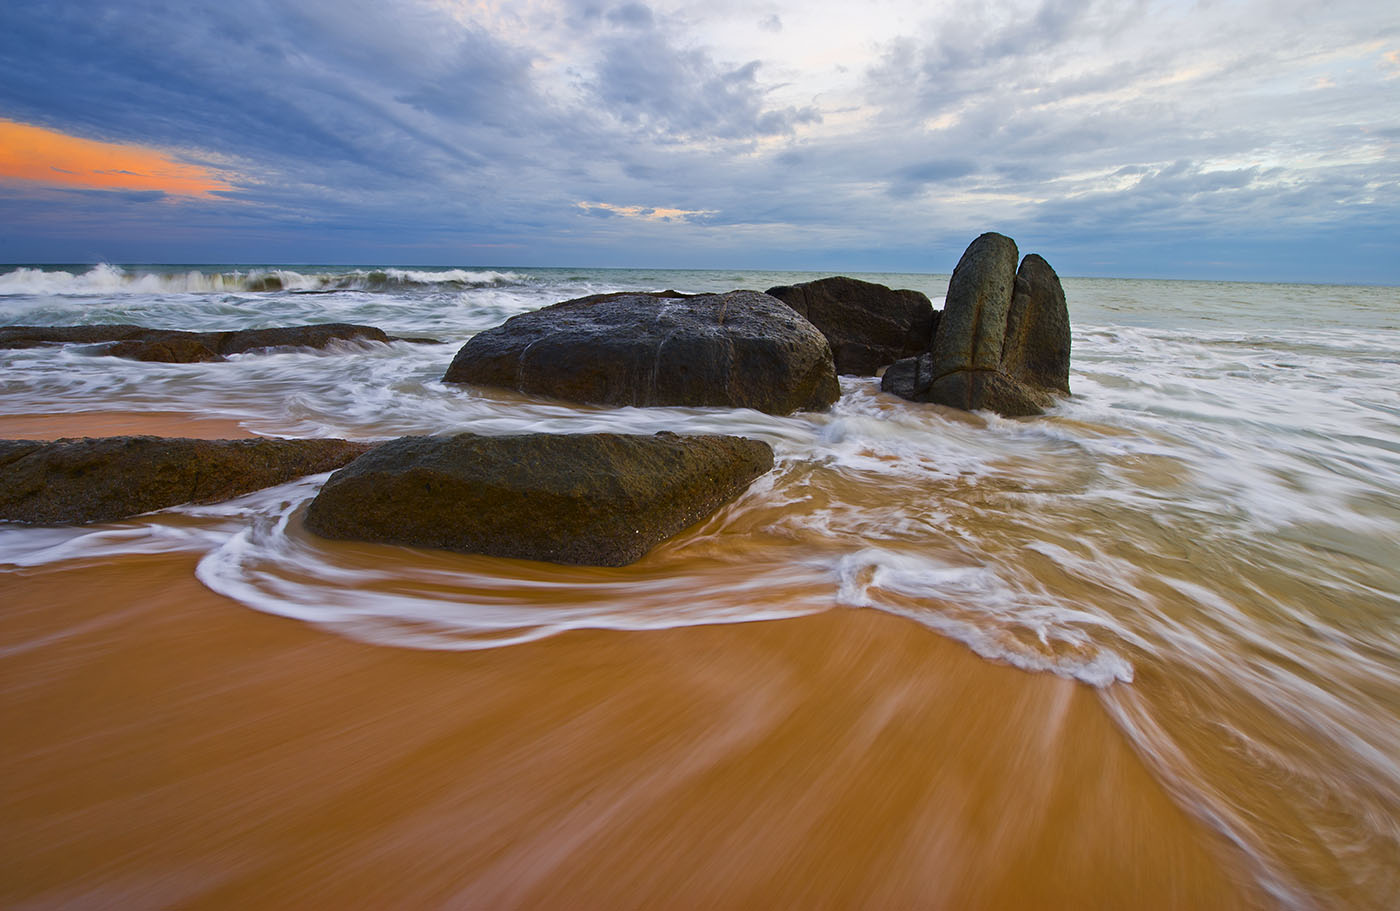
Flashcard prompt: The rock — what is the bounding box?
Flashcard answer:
[107,337,223,363]
[0,325,150,348]
[215,324,392,354]
[443,291,839,415]
[884,233,1071,416]
[0,323,426,362]
[930,232,1021,376]
[879,352,935,401]
[764,276,936,375]
[304,431,774,566]
[0,436,374,525]
[1002,254,1071,395]
[925,367,1052,417]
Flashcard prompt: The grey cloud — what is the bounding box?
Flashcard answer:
[897,159,979,185]
[587,41,820,140]
[606,3,655,28]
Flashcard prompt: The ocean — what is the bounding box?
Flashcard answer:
[2,263,1398,907]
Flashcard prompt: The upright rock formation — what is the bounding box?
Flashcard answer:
[764,276,936,375]
[304,431,775,566]
[443,290,839,416]
[0,436,374,525]
[882,233,1071,416]
[1002,254,1071,395]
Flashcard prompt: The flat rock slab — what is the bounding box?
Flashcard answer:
[304,431,775,566]
[442,290,839,415]
[0,436,374,524]
[765,276,936,376]
[0,323,433,362]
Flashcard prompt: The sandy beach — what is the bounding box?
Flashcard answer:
[1,412,1262,908]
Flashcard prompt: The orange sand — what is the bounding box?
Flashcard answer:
[0,411,257,440]
[0,411,1261,908]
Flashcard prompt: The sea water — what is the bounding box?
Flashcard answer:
[1,263,1398,907]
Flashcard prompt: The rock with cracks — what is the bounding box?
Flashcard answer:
[882,233,1071,416]
[0,436,374,525]
[764,276,936,376]
[304,431,774,566]
[442,290,839,415]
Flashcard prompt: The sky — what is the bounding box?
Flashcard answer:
[0,0,1397,282]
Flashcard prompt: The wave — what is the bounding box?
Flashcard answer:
[0,264,528,295]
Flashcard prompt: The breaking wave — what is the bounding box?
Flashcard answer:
[0,264,528,295]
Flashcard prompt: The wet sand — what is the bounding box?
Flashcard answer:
[1,412,1261,908]
[0,411,257,440]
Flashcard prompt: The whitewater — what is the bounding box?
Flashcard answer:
[2,263,1398,908]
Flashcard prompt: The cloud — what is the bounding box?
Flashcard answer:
[0,119,232,197]
[577,201,718,222]
[579,10,821,141]
[606,3,655,28]
[0,0,1394,281]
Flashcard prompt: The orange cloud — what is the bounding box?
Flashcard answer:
[577,201,717,222]
[0,119,231,198]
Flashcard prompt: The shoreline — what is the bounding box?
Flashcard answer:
[1,555,1259,908]
[0,408,1260,908]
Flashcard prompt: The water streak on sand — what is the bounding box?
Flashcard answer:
[3,266,1399,907]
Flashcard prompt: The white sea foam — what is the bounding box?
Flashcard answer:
[193,500,829,650]
[0,264,527,296]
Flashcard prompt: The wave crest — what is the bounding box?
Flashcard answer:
[0,265,528,295]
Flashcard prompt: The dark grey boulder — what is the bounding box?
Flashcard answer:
[879,352,935,401]
[764,276,936,375]
[930,232,1021,376]
[883,233,1070,416]
[0,436,374,525]
[443,291,839,415]
[1002,254,1071,395]
[304,431,774,566]
[0,323,431,363]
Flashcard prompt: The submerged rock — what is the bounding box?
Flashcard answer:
[764,276,936,375]
[882,233,1071,416]
[442,290,839,415]
[0,323,431,362]
[0,436,373,525]
[304,431,774,566]
[107,337,223,363]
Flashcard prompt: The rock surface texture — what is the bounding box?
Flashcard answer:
[0,436,374,525]
[442,291,839,415]
[0,323,428,362]
[304,431,775,566]
[764,276,936,375]
[882,233,1071,416]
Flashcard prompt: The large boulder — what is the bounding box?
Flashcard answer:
[304,431,774,566]
[0,436,374,525]
[442,291,839,415]
[882,233,1070,416]
[764,276,936,375]
[0,323,428,362]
